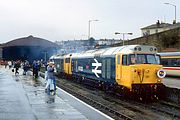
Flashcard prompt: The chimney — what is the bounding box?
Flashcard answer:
[156,20,160,27]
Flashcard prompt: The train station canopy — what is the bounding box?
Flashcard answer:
[3,35,58,48]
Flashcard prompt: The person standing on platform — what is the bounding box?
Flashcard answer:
[14,60,20,75]
[45,62,56,94]
[33,60,39,79]
[23,60,29,75]
[8,61,13,69]
[4,61,8,68]
[32,60,36,77]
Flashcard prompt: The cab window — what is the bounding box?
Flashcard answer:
[147,54,159,64]
[65,58,70,63]
[129,54,136,64]
[137,55,146,64]
[129,54,159,64]
[155,55,160,64]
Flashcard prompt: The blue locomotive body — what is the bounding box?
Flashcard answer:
[71,56,116,84]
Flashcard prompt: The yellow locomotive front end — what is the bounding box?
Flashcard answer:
[115,45,166,101]
[130,64,166,100]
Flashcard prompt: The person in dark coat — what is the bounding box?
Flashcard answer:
[32,61,39,79]
[23,60,29,75]
[14,61,20,75]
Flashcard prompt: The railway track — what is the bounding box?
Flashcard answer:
[101,92,180,120]
[151,101,180,118]
[57,80,134,120]
[124,99,180,119]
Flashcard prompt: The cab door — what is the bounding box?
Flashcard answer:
[64,55,72,75]
[116,54,122,81]
[68,57,72,74]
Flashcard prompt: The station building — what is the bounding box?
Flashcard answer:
[2,35,58,63]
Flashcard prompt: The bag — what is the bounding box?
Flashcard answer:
[12,69,14,72]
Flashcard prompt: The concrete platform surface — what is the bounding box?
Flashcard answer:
[0,66,113,120]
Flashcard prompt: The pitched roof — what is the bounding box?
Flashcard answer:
[3,35,58,47]
[141,23,171,30]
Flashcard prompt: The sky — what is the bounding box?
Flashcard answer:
[0,0,179,43]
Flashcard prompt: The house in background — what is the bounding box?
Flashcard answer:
[97,39,121,46]
[141,20,180,36]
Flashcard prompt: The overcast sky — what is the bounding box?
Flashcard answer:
[0,0,179,43]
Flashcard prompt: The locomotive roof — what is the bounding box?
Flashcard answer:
[50,54,64,59]
[71,45,157,58]
[50,45,157,59]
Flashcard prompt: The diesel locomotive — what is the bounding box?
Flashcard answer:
[50,45,166,100]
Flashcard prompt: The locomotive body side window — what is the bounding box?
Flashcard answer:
[60,59,64,71]
[102,60,106,78]
[75,60,78,72]
[107,59,111,79]
[118,55,120,64]
[111,58,115,79]
[122,55,127,65]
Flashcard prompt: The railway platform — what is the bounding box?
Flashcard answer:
[0,66,113,120]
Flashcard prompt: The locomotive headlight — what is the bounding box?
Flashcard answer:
[157,79,161,83]
[150,47,153,51]
[134,47,137,51]
[157,69,166,78]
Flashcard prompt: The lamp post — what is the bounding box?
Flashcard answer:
[88,20,99,40]
[43,51,47,63]
[115,32,133,46]
[164,2,176,23]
